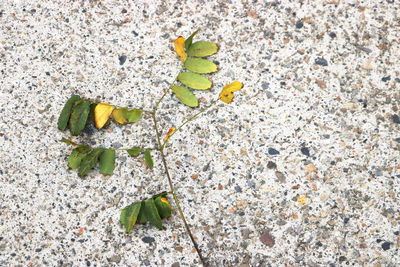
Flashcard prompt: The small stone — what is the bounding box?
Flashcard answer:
[300,147,310,157]
[262,82,269,89]
[109,255,121,263]
[260,230,275,247]
[329,32,336,38]
[267,161,277,169]
[141,236,155,244]
[295,21,304,28]
[392,114,400,124]
[171,263,180,267]
[247,180,256,187]
[381,241,391,251]
[234,185,242,192]
[316,79,327,89]
[305,163,317,173]
[275,171,286,183]
[235,200,248,210]
[268,148,280,155]
[119,55,127,65]
[175,246,183,252]
[381,76,391,82]
[315,57,328,66]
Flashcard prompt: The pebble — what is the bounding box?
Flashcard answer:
[247,180,256,187]
[268,148,280,155]
[295,21,304,28]
[301,147,310,157]
[267,161,277,169]
[392,114,400,124]
[119,55,127,65]
[381,242,391,251]
[381,76,391,82]
[275,171,286,183]
[141,236,155,244]
[315,57,328,66]
[260,230,275,247]
[261,82,269,89]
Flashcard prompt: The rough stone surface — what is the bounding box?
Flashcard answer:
[1,1,399,266]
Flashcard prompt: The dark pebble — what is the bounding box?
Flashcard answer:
[275,171,286,183]
[234,185,242,192]
[267,161,277,169]
[329,32,336,38]
[35,248,42,252]
[300,147,310,157]
[381,76,390,82]
[132,30,138,37]
[295,21,303,28]
[268,148,280,155]
[247,180,256,187]
[344,217,349,223]
[381,241,391,251]
[392,114,400,124]
[239,211,245,216]
[395,78,400,83]
[339,256,346,262]
[171,263,180,267]
[142,236,155,244]
[121,8,127,13]
[315,57,328,66]
[376,238,382,243]
[260,230,275,247]
[394,231,399,235]
[177,22,182,27]
[86,259,91,266]
[262,82,270,89]
[119,55,127,65]
[316,241,323,247]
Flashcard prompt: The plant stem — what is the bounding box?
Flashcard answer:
[152,112,207,267]
[161,100,218,150]
[154,66,184,113]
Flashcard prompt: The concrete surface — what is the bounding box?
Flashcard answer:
[1,0,399,266]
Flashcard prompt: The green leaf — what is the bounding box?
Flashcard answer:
[154,195,172,219]
[125,109,142,123]
[69,100,91,136]
[99,149,115,175]
[88,103,98,124]
[57,95,81,131]
[184,29,199,51]
[60,138,78,145]
[127,147,141,157]
[177,72,212,90]
[120,202,142,233]
[68,144,91,169]
[184,58,218,74]
[171,85,198,107]
[144,149,154,168]
[78,148,104,177]
[144,198,163,230]
[187,41,218,57]
[136,201,148,224]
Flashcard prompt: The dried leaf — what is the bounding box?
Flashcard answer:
[184,29,199,51]
[171,85,198,107]
[187,41,218,57]
[57,95,81,131]
[69,99,91,136]
[120,202,142,233]
[184,58,217,74]
[95,103,114,129]
[144,149,153,168]
[177,72,212,90]
[219,81,243,104]
[174,36,186,62]
[164,128,176,141]
[127,147,141,157]
[99,149,115,175]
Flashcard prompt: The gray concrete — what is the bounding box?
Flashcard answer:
[1,0,399,266]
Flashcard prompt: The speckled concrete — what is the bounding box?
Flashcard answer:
[1,0,399,266]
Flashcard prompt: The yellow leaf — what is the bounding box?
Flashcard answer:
[95,103,114,129]
[219,81,243,104]
[297,196,307,205]
[164,128,176,141]
[174,36,186,62]
[113,108,128,124]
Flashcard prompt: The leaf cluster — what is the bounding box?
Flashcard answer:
[120,192,172,232]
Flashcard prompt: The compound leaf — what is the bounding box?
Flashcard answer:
[184,29,199,51]
[95,103,114,129]
[184,58,218,74]
[99,149,115,175]
[68,144,91,169]
[187,41,218,57]
[177,72,212,90]
[120,202,142,233]
[144,149,154,168]
[58,95,81,131]
[78,148,104,177]
[127,147,141,157]
[69,99,91,136]
[171,85,198,107]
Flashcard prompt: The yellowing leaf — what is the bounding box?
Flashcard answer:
[174,36,186,62]
[161,197,169,205]
[219,81,243,104]
[113,108,128,124]
[164,128,176,142]
[297,196,307,205]
[95,103,114,129]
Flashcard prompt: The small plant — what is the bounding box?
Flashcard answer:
[57,30,242,266]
